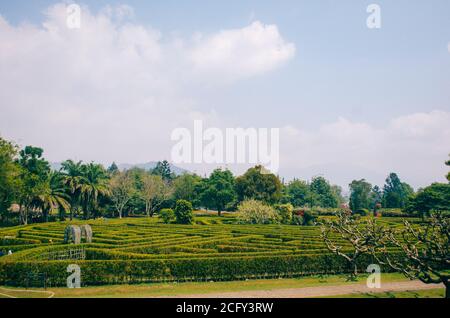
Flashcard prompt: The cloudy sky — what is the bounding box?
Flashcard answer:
[0,0,449,191]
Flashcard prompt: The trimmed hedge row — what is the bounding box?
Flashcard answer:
[0,253,388,287]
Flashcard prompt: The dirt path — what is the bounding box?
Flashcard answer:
[173,281,443,298]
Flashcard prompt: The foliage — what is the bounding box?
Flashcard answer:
[0,137,21,222]
[274,203,293,224]
[174,200,194,224]
[140,174,172,217]
[349,179,372,212]
[310,176,339,208]
[235,166,282,205]
[284,179,310,207]
[405,183,450,218]
[151,160,175,182]
[109,171,135,218]
[237,199,279,224]
[172,173,202,207]
[292,209,316,226]
[200,169,236,216]
[159,208,175,224]
[382,173,414,209]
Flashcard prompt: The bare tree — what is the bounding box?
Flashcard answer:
[110,171,134,218]
[141,174,172,217]
[320,211,390,280]
[374,214,450,298]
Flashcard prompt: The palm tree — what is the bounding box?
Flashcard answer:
[79,163,110,219]
[61,160,84,220]
[35,171,70,222]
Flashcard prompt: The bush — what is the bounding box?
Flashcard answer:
[237,200,279,224]
[274,204,293,224]
[292,210,316,226]
[159,209,175,224]
[354,208,369,216]
[174,200,194,224]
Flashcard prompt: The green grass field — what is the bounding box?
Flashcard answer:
[324,289,445,298]
[0,272,412,298]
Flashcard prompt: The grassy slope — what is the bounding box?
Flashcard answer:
[0,273,410,298]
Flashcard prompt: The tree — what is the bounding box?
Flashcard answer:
[405,183,450,218]
[159,208,175,224]
[173,173,202,207]
[36,171,70,222]
[237,199,279,224]
[284,179,310,207]
[16,146,50,224]
[320,211,390,280]
[140,174,172,217]
[369,185,383,211]
[235,166,282,204]
[446,155,450,182]
[309,176,339,208]
[110,171,135,218]
[152,160,174,182]
[382,173,413,208]
[349,179,372,212]
[78,163,110,219]
[374,214,450,298]
[200,169,236,216]
[61,160,84,220]
[0,137,21,221]
[174,199,194,224]
[107,162,119,175]
[274,203,293,224]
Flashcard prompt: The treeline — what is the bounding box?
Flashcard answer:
[0,136,449,225]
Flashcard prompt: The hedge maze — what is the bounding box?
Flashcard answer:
[0,217,407,287]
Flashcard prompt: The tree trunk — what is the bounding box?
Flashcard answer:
[218,209,222,217]
[445,281,450,299]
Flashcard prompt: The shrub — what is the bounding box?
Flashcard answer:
[237,200,279,224]
[274,203,293,224]
[292,210,316,226]
[354,208,369,216]
[174,200,194,224]
[159,209,175,224]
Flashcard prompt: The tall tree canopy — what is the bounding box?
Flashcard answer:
[235,166,282,205]
[200,169,236,216]
[0,137,21,218]
[382,173,414,208]
[284,179,310,207]
[309,176,339,208]
[349,179,372,212]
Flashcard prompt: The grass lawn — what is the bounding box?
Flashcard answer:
[325,288,445,298]
[0,272,409,298]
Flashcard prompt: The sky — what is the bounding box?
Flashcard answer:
[0,0,449,191]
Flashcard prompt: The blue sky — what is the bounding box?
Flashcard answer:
[0,1,449,190]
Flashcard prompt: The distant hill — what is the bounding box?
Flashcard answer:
[50,161,188,176]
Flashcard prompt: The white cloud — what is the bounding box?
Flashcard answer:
[189,21,295,81]
[280,111,450,189]
[0,3,294,164]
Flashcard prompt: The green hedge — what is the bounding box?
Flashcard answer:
[0,253,393,287]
